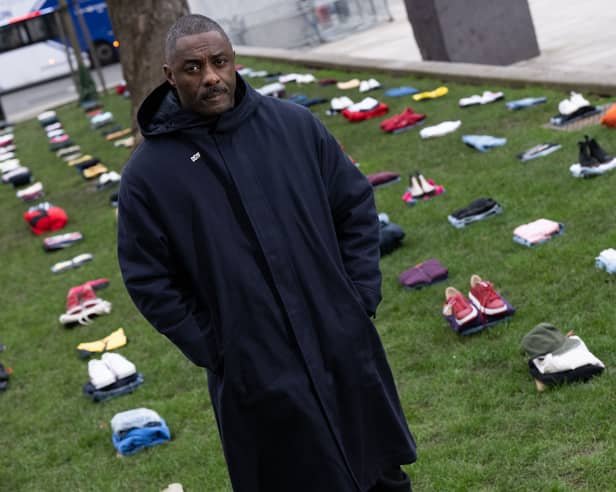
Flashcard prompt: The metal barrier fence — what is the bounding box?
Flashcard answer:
[215,0,393,50]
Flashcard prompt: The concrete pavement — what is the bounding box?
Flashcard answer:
[237,0,616,94]
[1,64,125,123]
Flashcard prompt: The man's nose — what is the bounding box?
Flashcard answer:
[202,64,220,86]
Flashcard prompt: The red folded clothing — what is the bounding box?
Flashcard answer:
[380,108,426,133]
[342,102,389,122]
[23,206,68,235]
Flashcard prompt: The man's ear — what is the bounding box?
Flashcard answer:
[163,64,176,87]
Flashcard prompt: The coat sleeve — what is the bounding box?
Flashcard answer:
[317,121,383,316]
[117,177,219,370]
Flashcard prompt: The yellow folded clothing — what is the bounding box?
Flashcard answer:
[336,78,360,90]
[83,163,108,179]
[77,327,127,355]
[412,86,449,101]
[105,128,133,141]
[67,154,93,166]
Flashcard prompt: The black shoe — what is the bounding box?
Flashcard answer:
[578,141,599,167]
[586,135,612,164]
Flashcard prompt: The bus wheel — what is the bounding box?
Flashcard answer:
[93,41,117,66]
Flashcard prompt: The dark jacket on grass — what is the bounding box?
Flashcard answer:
[117,75,416,492]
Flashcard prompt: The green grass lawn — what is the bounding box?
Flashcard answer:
[1,56,615,491]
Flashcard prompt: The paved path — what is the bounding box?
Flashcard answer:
[2,64,124,123]
[238,0,616,94]
[306,0,616,75]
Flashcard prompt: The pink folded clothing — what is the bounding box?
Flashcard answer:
[514,218,562,244]
[399,258,448,289]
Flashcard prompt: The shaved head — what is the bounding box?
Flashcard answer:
[165,14,231,62]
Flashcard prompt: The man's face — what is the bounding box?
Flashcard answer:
[164,31,236,117]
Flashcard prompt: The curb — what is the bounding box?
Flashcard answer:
[236,46,616,96]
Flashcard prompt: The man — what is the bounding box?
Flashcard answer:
[117,14,416,492]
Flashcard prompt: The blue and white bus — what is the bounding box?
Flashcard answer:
[0,0,117,92]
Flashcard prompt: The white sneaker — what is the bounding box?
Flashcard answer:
[16,181,43,199]
[278,73,299,83]
[0,152,16,162]
[257,82,285,97]
[459,95,483,107]
[102,352,136,380]
[346,97,379,112]
[480,91,504,104]
[359,78,381,93]
[295,74,315,84]
[37,110,56,122]
[88,359,116,389]
[0,159,20,173]
[330,96,354,111]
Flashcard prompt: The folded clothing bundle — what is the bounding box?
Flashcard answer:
[23,202,67,235]
[84,352,143,402]
[513,218,563,246]
[448,197,503,228]
[378,213,405,256]
[111,408,171,456]
[399,258,448,289]
[595,248,616,273]
[521,323,604,388]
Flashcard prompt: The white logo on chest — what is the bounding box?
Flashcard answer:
[190,152,201,162]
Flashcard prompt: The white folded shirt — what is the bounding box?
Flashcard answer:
[532,336,605,374]
[419,120,461,139]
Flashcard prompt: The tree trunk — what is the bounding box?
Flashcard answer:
[106,0,189,137]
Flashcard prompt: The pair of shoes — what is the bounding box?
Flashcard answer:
[408,172,435,198]
[330,96,354,111]
[443,275,507,326]
[59,283,112,326]
[16,181,44,201]
[88,353,136,389]
[380,108,426,133]
[558,91,591,116]
[579,135,612,167]
[51,252,93,273]
[96,171,121,190]
[359,78,381,93]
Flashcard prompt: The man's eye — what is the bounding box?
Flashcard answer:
[186,65,200,72]
[214,58,227,66]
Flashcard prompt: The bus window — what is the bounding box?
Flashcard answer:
[0,25,21,53]
[25,16,52,44]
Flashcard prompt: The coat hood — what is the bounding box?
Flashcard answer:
[137,74,260,136]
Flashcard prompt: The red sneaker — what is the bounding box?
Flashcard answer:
[443,287,478,325]
[468,275,507,315]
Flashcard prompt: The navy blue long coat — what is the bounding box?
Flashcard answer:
[117,76,416,491]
